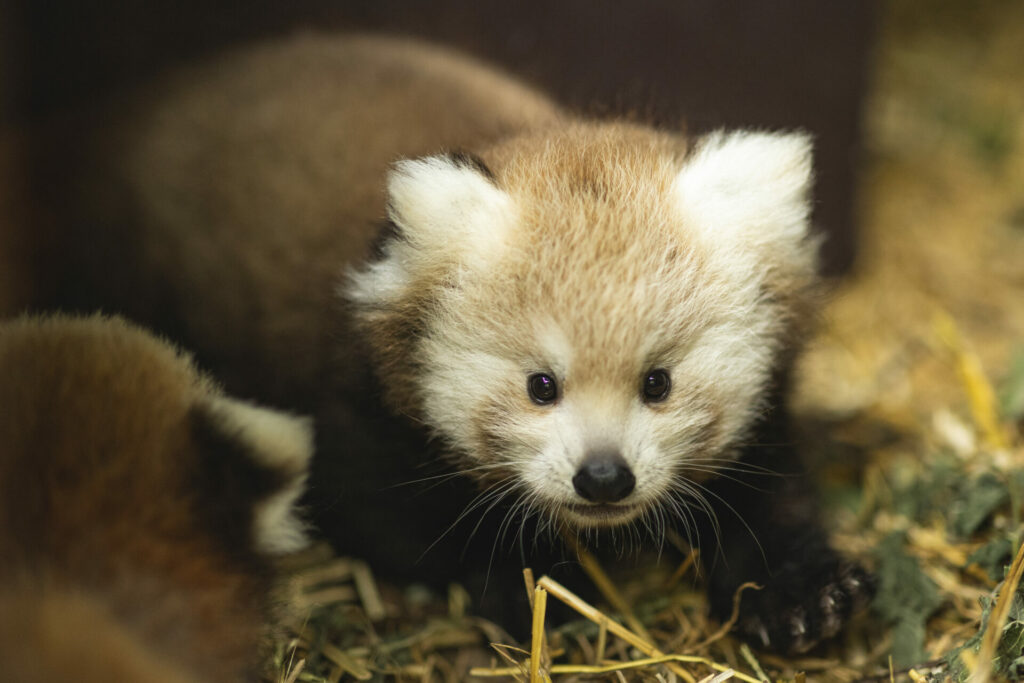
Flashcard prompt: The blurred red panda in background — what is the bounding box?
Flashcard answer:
[0,314,312,682]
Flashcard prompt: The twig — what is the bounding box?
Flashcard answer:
[972,534,1024,683]
[666,549,701,589]
[530,584,547,683]
[560,531,652,640]
[934,311,1009,450]
[523,569,550,671]
[536,575,764,683]
[351,560,386,621]
[739,643,769,683]
[687,582,760,652]
[471,654,759,680]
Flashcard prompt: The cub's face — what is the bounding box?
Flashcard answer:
[348,125,817,531]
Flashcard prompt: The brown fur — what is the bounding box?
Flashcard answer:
[33,34,562,408]
[0,315,310,682]
[0,587,195,683]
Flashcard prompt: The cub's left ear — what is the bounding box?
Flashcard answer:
[674,130,816,273]
[197,396,314,555]
[347,153,512,307]
[387,152,509,249]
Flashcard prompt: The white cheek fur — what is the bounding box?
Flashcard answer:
[417,341,513,453]
[518,406,584,502]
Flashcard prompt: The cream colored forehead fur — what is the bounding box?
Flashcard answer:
[470,124,716,384]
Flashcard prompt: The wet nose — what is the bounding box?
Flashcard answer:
[572,451,635,503]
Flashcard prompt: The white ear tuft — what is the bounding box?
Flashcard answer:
[204,396,313,555]
[674,130,815,264]
[387,154,509,245]
[347,154,513,307]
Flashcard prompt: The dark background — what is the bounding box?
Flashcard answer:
[1,0,876,274]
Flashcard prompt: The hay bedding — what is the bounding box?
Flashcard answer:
[267,3,1024,680]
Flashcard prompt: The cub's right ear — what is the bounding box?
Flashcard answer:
[346,152,513,309]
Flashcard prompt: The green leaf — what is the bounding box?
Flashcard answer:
[994,590,1024,679]
[950,473,1010,538]
[891,617,930,669]
[873,533,944,667]
[945,582,1024,681]
[968,536,1015,581]
[996,620,1024,678]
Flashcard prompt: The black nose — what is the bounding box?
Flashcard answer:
[572,451,635,503]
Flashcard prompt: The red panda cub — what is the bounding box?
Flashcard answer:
[31,35,872,653]
[0,314,311,682]
[345,122,873,653]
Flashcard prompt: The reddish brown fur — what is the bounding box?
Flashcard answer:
[0,587,195,683]
[0,315,301,682]
[32,34,562,409]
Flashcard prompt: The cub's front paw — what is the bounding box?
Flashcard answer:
[731,560,875,654]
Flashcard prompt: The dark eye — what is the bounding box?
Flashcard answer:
[642,369,671,402]
[527,373,558,405]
